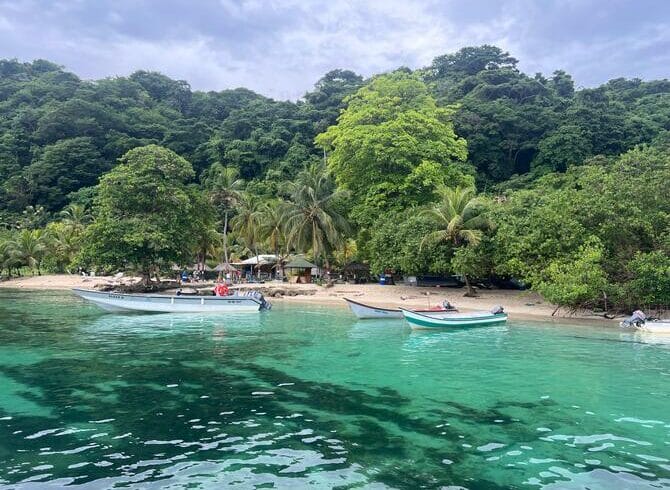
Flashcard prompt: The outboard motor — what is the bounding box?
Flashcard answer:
[490,305,505,315]
[620,309,646,328]
[251,290,272,310]
[442,300,454,311]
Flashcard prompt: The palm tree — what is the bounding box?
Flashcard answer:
[421,186,492,296]
[257,199,290,278]
[10,229,47,275]
[46,225,80,273]
[231,194,263,275]
[204,164,245,265]
[193,226,222,273]
[60,204,92,233]
[0,237,21,278]
[284,162,350,271]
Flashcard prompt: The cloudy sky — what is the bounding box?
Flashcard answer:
[0,0,668,99]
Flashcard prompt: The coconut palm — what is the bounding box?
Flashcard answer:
[46,224,80,272]
[10,229,47,275]
[257,199,290,277]
[231,194,263,271]
[193,226,222,273]
[421,186,492,296]
[60,204,92,232]
[204,164,245,265]
[0,237,21,278]
[283,162,350,270]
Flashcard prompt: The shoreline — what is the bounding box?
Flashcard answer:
[0,274,623,325]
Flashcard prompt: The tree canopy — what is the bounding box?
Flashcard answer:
[79,145,211,280]
[316,71,471,228]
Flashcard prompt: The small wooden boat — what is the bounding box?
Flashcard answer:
[400,307,507,329]
[72,288,271,314]
[344,297,456,320]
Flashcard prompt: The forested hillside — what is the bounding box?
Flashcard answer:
[0,59,363,213]
[1,46,669,310]
[3,46,670,214]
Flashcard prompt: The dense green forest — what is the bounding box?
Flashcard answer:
[1,46,668,311]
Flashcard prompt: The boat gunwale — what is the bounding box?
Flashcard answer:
[344,297,458,314]
[399,307,507,323]
[72,288,263,304]
[343,297,399,313]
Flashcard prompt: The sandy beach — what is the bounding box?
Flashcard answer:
[0,274,623,324]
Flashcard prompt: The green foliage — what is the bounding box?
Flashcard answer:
[0,60,363,214]
[2,51,670,309]
[623,251,670,308]
[535,239,609,308]
[79,145,211,278]
[420,186,493,294]
[317,72,471,229]
[451,241,493,284]
[493,144,670,308]
[283,162,350,266]
[367,210,452,276]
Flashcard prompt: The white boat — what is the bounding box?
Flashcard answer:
[400,308,507,329]
[344,297,457,320]
[619,311,670,334]
[635,320,670,334]
[72,288,271,314]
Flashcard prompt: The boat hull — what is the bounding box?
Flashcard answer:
[400,308,507,329]
[344,298,456,320]
[344,298,403,319]
[637,321,670,334]
[72,288,263,313]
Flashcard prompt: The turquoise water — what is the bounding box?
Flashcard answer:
[0,290,669,489]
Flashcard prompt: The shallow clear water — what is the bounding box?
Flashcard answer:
[0,290,669,489]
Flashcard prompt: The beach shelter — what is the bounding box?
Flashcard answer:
[233,255,279,278]
[213,262,237,273]
[342,262,371,283]
[191,263,213,272]
[213,262,238,281]
[285,256,317,283]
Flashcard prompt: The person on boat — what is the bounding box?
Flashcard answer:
[214,282,229,296]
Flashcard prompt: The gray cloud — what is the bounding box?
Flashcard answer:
[0,0,668,99]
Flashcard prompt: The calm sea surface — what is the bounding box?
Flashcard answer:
[0,290,668,489]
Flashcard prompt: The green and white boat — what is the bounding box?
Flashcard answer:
[400,307,507,329]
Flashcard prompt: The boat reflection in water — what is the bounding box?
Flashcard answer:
[81,312,263,339]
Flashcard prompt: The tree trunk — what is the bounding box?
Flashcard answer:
[223,211,229,265]
[141,266,151,288]
[255,247,260,278]
[463,274,477,297]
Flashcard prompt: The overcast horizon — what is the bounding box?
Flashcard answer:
[1,0,669,100]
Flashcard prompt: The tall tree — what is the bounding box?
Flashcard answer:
[316,71,471,229]
[203,163,245,265]
[283,162,350,269]
[231,194,264,269]
[80,145,208,284]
